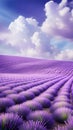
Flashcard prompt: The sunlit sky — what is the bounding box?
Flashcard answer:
[0,0,73,61]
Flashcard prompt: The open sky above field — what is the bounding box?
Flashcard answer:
[0,0,73,60]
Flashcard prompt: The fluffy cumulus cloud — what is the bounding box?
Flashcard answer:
[1,15,57,59]
[0,0,73,60]
[55,49,73,60]
[8,16,39,48]
[42,0,73,39]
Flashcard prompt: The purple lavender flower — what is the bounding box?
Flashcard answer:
[7,94,26,104]
[7,104,31,120]
[27,110,55,129]
[23,100,42,111]
[53,107,71,124]
[65,115,73,130]
[59,91,70,98]
[55,125,67,130]
[34,97,51,108]
[0,93,6,98]
[46,89,57,96]
[41,93,54,101]
[51,102,72,111]
[54,98,70,104]
[13,87,24,93]
[19,120,47,130]
[0,87,9,92]
[0,98,15,112]
[3,90,17,95]
[0,113,23,130]
[55,115,73,130]
[29,88,40,96]
[19,91,35,100]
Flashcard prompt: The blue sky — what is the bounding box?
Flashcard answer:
[0,0,73,60]
[0,0,61,27]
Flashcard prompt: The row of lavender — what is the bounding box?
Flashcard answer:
[0,55,73,130]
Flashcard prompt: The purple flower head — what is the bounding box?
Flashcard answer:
[27,110,55,129]
[29,88,40,96]
[46,89,57,96]
[41,93,54,101]
[0,98,15,112]
[13,87,24,93]
[51,102,72,111]
[53,107,72,124]
[0,87,9,93]
[54,98,70,104]
[65,115,73,130]
[59,91,70,98]
[23,100,42,111]
[7,104,31,120]
[19,120,47,130]
[7,94,26,104]
[3,90,17,95]
[19,91,35,100]
[0,113,23,130]
[34,97,51,108]
[55,125,67,130]
[0,93,6,98]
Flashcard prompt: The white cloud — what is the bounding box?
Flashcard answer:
[4,15,57,59]
[42,0,73,39]
[59,0,67,9]
[9,16,39,35]
[7,16,39,49]
[0,0,73,61]
[55,49,73,60]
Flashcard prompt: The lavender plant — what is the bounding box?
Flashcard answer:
[0,98,15,112]
[0,113,23,130]
[19,120,47,130]
[27,110,55,129]
[7,104,31,120]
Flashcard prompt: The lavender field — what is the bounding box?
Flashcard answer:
[0,55,73,130]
